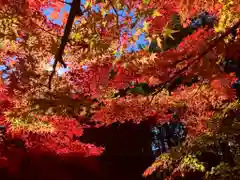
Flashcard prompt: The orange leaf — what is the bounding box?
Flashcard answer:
[9,60,16,67]
[62,11,69,25]
[50,11,60,20]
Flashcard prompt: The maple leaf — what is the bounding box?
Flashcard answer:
[152,10,162,18]
[149,53,158,61]
[162,24,180,40]
[50,11,60,20]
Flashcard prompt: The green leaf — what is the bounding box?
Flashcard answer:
[72,33,81,40]
[143,0,149,4]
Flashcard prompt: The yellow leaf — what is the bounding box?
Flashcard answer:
[102,21,107,26]
[143,21,149,32]
[132,35,138,41]
[149,53,157,61]
[156,37,163,49]
[152,10,161,18]
[162,26,179,40]
[79,61,84,66]
[100,8,107,16]
[132,30,141,41]
[84,0,92,8]
[72,33,81,40]
[146,37,152,43]
[135,29,142,36]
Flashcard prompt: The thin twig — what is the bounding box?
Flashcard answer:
[109,0,119,28]
[58,0,72,5]
[31,21,62,37]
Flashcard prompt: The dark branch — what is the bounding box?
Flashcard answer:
[49,0,83,89]
[149,20,240,103]
[113,20,240,101]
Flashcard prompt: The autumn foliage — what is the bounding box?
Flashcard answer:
[0,0,240,179]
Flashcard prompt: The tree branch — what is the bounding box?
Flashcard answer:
[113,20,240,102]
[49,0,83,89]
[149,20,240,103]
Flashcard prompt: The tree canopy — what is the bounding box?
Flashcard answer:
[0,0,240,179]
